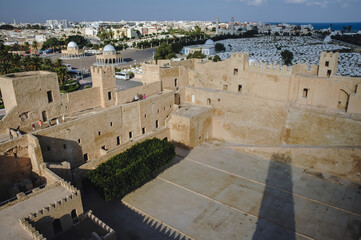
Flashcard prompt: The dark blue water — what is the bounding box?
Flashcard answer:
[269,22,361,32]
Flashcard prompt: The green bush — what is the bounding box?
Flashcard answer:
[88,138,175,201]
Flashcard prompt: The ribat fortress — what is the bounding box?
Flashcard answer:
[0,51,360,239]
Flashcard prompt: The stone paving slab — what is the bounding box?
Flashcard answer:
[123,143,361,240]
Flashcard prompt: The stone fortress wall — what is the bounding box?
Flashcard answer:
[141,51,361,183]
[0,50,360,239]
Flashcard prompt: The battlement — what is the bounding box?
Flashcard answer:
[90,65,115,75]
[25,190,80,221]
[231,52,249,59]
[19,218,45,240]
[321,51,339,59]
[247,62,292,74]
[85,210,115,238]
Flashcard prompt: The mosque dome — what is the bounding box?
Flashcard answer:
[204,39,215,46]
[103,44,116,53]
[67,41,78,49]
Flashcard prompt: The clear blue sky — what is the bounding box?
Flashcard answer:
[0,0,360,23]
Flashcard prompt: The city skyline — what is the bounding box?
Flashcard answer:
[0,0,360,23]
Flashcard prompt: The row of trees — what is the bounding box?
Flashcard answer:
[88,138,175,201]
[0,43,71,86]
[41,35,88,50]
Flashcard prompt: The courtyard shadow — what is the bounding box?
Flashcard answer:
[252,153,296,240]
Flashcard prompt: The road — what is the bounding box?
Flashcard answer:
[42,47,156,71]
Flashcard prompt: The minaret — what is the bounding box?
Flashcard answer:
[216,17,219,35]
[230,17,235,34]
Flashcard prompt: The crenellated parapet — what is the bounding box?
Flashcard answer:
[247,62,292,75]
[25,190,80,222]
[19,218,46,240]
[83,210,116,239]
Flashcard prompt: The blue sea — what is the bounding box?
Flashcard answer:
[269,22,361,32]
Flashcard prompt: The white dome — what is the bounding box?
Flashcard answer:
[103,44,116,53]
[67,41,78,49]
[205,39,215,46]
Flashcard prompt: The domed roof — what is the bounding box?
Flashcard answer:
[205,39,215,46]
[103,44,116,53]
[67,41,78,49]
[205,39,215,45]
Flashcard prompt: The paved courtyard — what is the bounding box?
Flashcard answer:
[121,142,361,240]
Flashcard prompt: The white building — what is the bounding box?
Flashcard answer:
[182,39,216,56]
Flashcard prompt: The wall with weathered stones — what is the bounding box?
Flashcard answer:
[35,90,174,167]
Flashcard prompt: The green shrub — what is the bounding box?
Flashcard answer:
[88,138,175,201]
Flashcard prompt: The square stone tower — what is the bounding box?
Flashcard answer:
[318,52,338,78]
[91,66,116,108]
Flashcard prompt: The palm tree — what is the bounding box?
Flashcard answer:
[41,58,53,71]
[30,56,42,71]
[24,42,30,52]
[55,65,69,86]
[54,59,63,69]
[31,40,38,52]
[21,55,32,71]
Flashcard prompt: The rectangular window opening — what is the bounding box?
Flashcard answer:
[83,154,88,161]
[78,139,81,144]
[110,122,113,127]
[155,120,159,128]
[116,136,120,145]
[233,68,238,75]
[108,91,112,100]
[47,91,53,103]
[238,85,242,93]
[175,78,178,87]
[129,131,133,139]
[327,70,332,77]
[42,111,48,122]
[303,88,309,98]
[325,61,329,67]
[142,127,146,134]
[98,131,101,136]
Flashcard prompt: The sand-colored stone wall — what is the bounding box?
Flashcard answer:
[35,90,174,167]
[116,81,161,105]
[64,87,101,113]
[183,87,287,145]
[284,107,361,146]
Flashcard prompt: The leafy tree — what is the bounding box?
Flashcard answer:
[88,138,175,201]
[186,51,206,59]
[215,43,226,52]
[212,55,221,62]
[281,50,293,66]
[154,42,177,60]
[66,35,88,48]
[42,37,60,50]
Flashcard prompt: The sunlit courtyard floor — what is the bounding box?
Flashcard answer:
[120,141,361,240]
